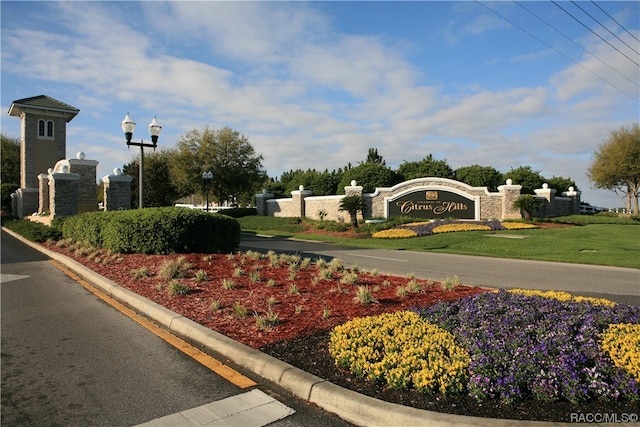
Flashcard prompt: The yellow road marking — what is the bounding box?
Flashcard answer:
[50,260,257,389]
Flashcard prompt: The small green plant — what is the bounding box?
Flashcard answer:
[288,271,297,281]
[203,255,213,262]
[245,250,262,260]
[167,279,190,296]
[295,305,303,314]
[266,278,276,287]
[194,269,208,282]
[370,268,379,277]
[320,268,333,280]
[249,271,261,283]
[354,286,378,305]
[441,276,460,290]
[210,299,223,311]
[396,285,408,297]
[159,256,192,280]
[328,258,344,271]
[322,307,331,318]
[315,258,327,269]
[221,278,236,290]
[407,279,423,293]
[267,296,277,306]
[311,275,320,285]
[233,267,243,277]
[232,301,248,318]
[131,267,150,280]
[255,308,280,330]
[340,271,359,285]
[300,257,312,268]
[318,209,328,221]
[288,283,300,294]
[406,272,416,279]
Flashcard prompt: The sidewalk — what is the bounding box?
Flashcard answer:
[3,228,608,427]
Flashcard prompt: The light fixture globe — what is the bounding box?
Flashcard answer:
[148,116,162,144]
[121,113,136,142]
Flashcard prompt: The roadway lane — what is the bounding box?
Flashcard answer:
[239,234,640,306]
[1,230,352,427]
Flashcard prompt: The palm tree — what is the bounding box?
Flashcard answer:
[339,195,364,228]
[512,195,544,219]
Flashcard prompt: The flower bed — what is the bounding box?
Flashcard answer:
[328,290,639,405]
[415,290,640,403]
[372,220,536,238]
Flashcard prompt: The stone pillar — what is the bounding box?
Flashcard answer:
[497,179,523,220]
[38,172,50,213]
[15,188,39,218]
[290,185,313,218]
[49,169,80,218]
[255,189,275,216]
[102,169,133,211]
[562,186,581,215]
[54,152,99,213]
[534,183,556,216]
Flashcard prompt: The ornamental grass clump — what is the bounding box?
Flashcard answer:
[415,290,640,403]
[329,311,470,394]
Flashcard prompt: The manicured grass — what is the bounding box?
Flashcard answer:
[239,217,640,268]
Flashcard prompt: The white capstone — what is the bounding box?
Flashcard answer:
[350,180,357,186]
[569,186,574,192]
[299,185,304,191]
[506,179,513,185]
[76,152,85,160]
[542,183,549,189]
[262,189,267,194]
[113,168,122,176]
[47,168,53,175]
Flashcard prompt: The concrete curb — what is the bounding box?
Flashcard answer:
[3,227,584,427]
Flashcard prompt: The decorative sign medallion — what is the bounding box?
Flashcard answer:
[388,190,475,219]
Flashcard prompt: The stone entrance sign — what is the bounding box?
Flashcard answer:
[388,189,476,219]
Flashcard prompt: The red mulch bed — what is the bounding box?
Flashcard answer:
[42,242,485,349]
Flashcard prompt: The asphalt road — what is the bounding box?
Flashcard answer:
[239,234,640,306]
[1,230,351,427]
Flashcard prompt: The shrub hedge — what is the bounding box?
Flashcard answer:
[2,218,62,242]
[62,207,240,254]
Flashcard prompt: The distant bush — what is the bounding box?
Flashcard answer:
[236,215,306,233]
[1,183,19,212]
[541,215,639,226]
[217,207,256,218]
[63,207,240,254]
[3,218,62,242]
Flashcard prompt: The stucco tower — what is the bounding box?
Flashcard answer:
[8,95,79,216]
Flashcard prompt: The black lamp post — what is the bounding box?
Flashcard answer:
[121,113,161,209]
[202,170,213,212]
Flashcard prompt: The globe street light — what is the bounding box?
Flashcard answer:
[121,113,161,208]
[202,170,213,212]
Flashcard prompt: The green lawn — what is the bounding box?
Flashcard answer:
[240,221,640,269]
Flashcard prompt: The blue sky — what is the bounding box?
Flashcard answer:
[2,1,638,208]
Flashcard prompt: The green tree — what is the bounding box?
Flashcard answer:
[397,154,455,181]
[339,195,364,228]
[512,195,544,220]
[587,124,640,214]
[503,166,545,195]
[361,148,386,165]
[455,165,503,191]
[123,150,180,208]
[1,133,20,185]
[280,168,342,196]
[170,126,266,206]
[337,163,400,194]
[546,176,577,194]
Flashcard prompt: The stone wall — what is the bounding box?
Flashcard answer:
[257,178,581,222]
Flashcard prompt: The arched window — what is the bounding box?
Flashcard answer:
[37,119,54,138]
